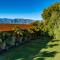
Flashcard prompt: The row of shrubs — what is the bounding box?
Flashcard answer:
[0,27,47,52]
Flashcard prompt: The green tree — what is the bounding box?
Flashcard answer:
[42,3,60,20]
[42,3,60,39]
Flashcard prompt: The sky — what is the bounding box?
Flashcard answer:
[0,0,60,20]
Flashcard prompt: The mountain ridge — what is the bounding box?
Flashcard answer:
[0,18,35,24]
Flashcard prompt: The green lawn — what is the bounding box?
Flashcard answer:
[0,37,60,60]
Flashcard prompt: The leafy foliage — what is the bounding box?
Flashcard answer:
[42,3,60,20]
[42,2,60,39]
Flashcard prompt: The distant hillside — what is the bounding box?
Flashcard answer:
[0,18,35,24]
[0,24,33,31]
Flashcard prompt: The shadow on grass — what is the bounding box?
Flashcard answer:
[37,58,44,60]
[0,33,57,60]
[40,51,57,57]
[33,57,44,60]
[48,44,59,48]
[51,40,60,42]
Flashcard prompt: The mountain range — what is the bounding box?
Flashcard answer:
[0,18,35,24]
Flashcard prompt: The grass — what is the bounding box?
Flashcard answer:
[0,37,60,60]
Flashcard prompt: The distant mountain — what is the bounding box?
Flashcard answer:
[0,18,35,24]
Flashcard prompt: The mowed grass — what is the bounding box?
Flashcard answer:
[0,37,60,60]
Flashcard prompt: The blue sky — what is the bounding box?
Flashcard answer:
[0,0,60,20]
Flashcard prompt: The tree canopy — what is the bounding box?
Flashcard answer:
[42,3,60,20]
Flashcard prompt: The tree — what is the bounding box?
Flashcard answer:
[42,3,60,20]
[42,2,60,39]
